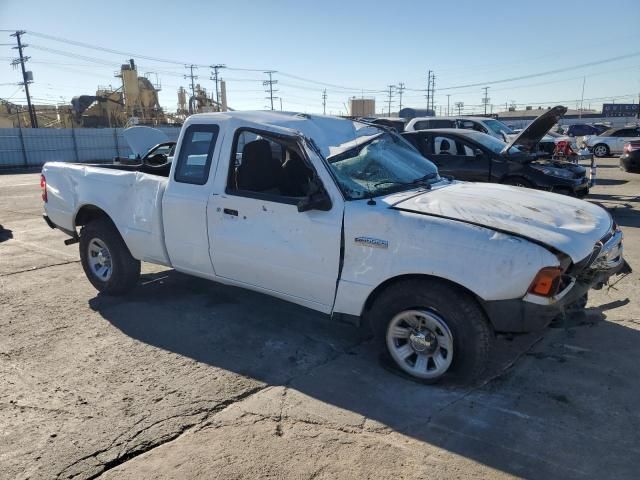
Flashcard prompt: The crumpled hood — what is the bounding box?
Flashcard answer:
[388,182,611,262]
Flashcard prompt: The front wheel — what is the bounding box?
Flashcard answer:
[369,280,493,384]
[592,144,609,158]
[80,218,140,295]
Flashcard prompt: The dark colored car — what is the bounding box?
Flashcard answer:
[566,124,608,137]
[620,141,640,173]
[402,105,590,197]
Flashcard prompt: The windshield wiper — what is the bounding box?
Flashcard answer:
[374,172,438,189]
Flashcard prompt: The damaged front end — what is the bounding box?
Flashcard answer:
[483,222,630,333]
[569,224,631,290]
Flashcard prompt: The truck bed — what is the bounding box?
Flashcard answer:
[42,162,171,266]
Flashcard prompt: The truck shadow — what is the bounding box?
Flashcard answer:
[89,270,639,479]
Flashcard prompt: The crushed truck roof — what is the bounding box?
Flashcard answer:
[187,111,382,158]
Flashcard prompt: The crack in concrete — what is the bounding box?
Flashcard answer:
[0,260,80,278]
[55,385,268,480]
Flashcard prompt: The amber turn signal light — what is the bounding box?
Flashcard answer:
[528,267,562,297]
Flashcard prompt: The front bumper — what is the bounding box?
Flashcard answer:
[483,227,630,333]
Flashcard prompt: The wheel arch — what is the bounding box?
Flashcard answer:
[74,204,114,229]
[361,273,490,323]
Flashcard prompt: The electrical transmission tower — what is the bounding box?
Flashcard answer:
[397,82,405,113]
[263,71,278,110]
[386,85,395,116]
[322,89,327,115]
[482,86,490,115]
[184,65,198,114]
[455,101,464,115]
[10,30,37,127]
[209,64,226,111]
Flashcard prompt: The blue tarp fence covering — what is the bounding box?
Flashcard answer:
[0,127,181,169]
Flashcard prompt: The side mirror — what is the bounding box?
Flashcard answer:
[474,148,485,157]
[297,177,332,212]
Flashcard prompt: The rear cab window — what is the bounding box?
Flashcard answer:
[174,124,220,184]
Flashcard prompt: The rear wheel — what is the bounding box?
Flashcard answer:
[592,144,609,158]
[368,279,493,384]
[80,218,140,295]
[502,176,534,188]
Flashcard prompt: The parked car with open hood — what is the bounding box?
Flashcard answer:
[585,126,640,157]
[405,114,557,157]
[41,111,628,383]
[402,106,590,197]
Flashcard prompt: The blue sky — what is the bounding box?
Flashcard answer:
[1,0,639,115]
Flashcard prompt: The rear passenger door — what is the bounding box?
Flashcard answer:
[420,133,490,181]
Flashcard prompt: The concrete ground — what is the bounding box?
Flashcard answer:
[1,159,639,480]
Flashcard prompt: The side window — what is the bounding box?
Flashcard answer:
[432,136,456,155]
[413,120,431,130]
[227,130,314,201]
[174,125,219,185]
[430,120,456,128]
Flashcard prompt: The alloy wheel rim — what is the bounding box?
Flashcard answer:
[87,238,113,282]
[386,309,454,379]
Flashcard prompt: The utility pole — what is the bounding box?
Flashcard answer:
[397,82,405,113]
[446,94,451,116]
[482,86,490,115]
[579,76,586,119]
[386,85,395,116]
[322,89,327,115]
[10,30,37,127]
[209,64,226,111]
[430,73,436,112]
[184,65,198,114]
[455,101,464,115]
[263,71,278,110]
[426,70,431,111]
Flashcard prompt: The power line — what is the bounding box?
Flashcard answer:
[438,51,640,91]
[397,82,405,112]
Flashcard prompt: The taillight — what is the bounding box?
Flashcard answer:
[625,142,640,153]
[528,267,562,297]
[40,174,47,202]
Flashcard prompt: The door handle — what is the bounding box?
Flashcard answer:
[223,208,238,216]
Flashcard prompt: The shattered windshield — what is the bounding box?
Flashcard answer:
[326,132,440,200]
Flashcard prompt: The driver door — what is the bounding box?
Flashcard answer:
[207,128,344,312]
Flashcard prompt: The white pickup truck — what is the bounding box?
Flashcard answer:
[41,111,628,383]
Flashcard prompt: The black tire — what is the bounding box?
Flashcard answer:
[79,217,140,295]
[592,144,609,158]
[368,279,493,384]
[501,176,534,188]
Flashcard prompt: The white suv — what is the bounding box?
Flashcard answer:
[405,116,515,140]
